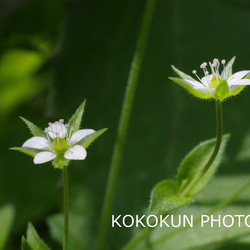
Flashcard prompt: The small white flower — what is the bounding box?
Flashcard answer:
[22,120,95,166]
[169,57,250,101]
[11,100,107,169]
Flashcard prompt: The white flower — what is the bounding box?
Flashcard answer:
[22,119,95,165]
[169,57,250,101]
[11,100,107,169]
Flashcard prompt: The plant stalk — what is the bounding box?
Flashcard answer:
[181,99,223,197]
[63,166,69,250]
[96,0,157,249]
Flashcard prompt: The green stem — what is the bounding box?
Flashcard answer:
[96,0,157,249]
[63,166,69,250]
[121,99,223,249]
[181,99,223,197]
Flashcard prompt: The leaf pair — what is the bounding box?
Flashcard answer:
[149,134,230,216]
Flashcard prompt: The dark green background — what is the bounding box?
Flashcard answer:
[1,0,250,249]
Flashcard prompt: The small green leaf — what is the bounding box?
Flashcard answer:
[20,116,45,137]
[21,236,32,250]
[0,204,15,250]
[68,100,86,133]
[26,222,50,250]
[177,134,230,197]
[149,180,193,216]
[215,80,229,101]
[10,147,41,157]
[77,128,108,148]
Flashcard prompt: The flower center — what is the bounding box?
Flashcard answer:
[47,121,67,139]
[209,75,222,88]
[192,58,227,88]
[53,137,67,153]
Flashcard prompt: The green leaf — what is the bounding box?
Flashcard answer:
[10,147,41,157]
[47,213,90,250]
[68,100,86,133]
[0,204,15,250]
[215,80,229,101]
[20,116,45,137]
[177,134,230,197]
[77,128,108,148]
[25,222,50,250]
[21,236,32,250]
[149,180,193,216]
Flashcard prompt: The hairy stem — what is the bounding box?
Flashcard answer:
[181,99,223,197]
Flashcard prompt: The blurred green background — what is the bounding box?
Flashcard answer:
[1,0,250,249]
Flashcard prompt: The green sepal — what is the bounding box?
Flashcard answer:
[10,147,41,157]
[52,155,69,169]
[177,134,230,197]
[228,85,246,98]
[169,77,213,100]
[221,56,235,79]
[23,222,50,250]
[77,128,108,149]
[20,116,45,137]
[149,180,193,216]
[68,100,86,133]
[215,80,229,101]
[171,65,196,81]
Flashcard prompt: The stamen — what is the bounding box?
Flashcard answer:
[65,124,69,129]
[59,119,64,123]
[48,122,52,126]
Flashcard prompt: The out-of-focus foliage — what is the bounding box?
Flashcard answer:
[1,0,250,249]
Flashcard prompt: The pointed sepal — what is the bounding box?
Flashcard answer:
[10,147,41,157]
[77,128,108,148]
[20,117,44,137]
[68,100,86,133]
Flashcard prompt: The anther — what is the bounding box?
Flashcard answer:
[59,119,64,123]
[200,62,207,69]
[221,59,226,65]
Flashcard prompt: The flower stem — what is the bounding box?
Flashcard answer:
[63,166,69,250]
[121,99,223,249]
[181,99,223,197]
[96,0,157,249]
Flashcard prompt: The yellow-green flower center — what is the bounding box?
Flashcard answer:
[53,138,67,153]
[209,75,221,88]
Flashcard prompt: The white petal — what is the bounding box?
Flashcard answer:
[184,79,204,87]
[229,79,250,86]
[201,74,213,87]
[69,129,95,144]
[34,151,56,164]
[193,86,215,95]
[64,145,87,160]
[228,70,250,84]
[22,137,50,149]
